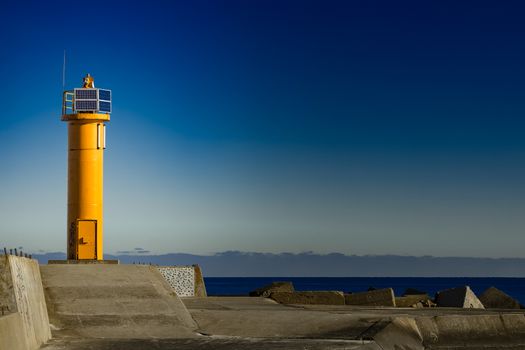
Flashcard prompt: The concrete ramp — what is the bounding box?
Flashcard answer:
[40,264,197,339]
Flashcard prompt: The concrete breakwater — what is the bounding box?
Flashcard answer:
[373,314,525,350]
[251,281,523,310]
[180,296,525,349]
[2,261,525,349]
[0,255,51,350]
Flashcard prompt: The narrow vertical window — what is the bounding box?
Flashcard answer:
[97,124,101,149]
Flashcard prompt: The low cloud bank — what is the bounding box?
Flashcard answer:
[33,251,525,277]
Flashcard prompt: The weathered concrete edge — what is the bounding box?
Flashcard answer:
[372,317,423,350]
[345,288,396,307]
[193,264,207,297]
[147,265,198,329]
[1,255,52,350]
[47,259,119,264]
[0,313,31,350]
[0,255,16,313]
[270,291,345,305]
[373,313,525,349]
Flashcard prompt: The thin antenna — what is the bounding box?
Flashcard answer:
[62,50,66,91]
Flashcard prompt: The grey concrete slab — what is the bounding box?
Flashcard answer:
[270,291,345,305]
[40,337,375,350]
[189,309,377,339]
[36,272,525,349]
[181,296,525,344]
[183,296,285,310]
[182,297,385,339]
[435,286,485,309]
[395,294,432,307]
[345,288,396,307]
[297,303,525,316]
[40,264,197,339]
[480,286,523,309]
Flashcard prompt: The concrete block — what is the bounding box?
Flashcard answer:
[395,294,431,308]
[435,286,484,309]
[0,255,51,350]
[373,314,525,349]
[372,317,424,350]
[0,313,30,350]
[270,291,345,305]
[193,265,207,297]
[250,281,294,297]
[0,257,16,314]
[417,314,525,347]
[479,286,522,309]
[345,288,396,307]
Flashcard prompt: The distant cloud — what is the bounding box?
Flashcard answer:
[116,249,150,254]
[30,251,525,277]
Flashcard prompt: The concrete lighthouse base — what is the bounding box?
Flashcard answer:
[47,259,119,265]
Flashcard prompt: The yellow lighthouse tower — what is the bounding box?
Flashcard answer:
[61,74,111,260]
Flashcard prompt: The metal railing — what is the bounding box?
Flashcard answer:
[62,90,74,115]
[2,247,33,259]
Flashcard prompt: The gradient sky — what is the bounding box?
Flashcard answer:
[1,0,524,257]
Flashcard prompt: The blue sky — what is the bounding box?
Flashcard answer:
[0,0,524,257]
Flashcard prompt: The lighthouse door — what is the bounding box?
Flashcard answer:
[77,220,97,259]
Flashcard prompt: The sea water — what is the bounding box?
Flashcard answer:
[204,277,525,303]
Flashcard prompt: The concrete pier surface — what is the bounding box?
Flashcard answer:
[39,264,196,339]
[2,260,523,349]
[40,338,372,350]
[39,294,525,349]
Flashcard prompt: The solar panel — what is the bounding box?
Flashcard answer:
[72,88,112,114]
[99,101,111,113]
[76,100,98,110]
[99,89,111,101]
[75,89,97,100]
